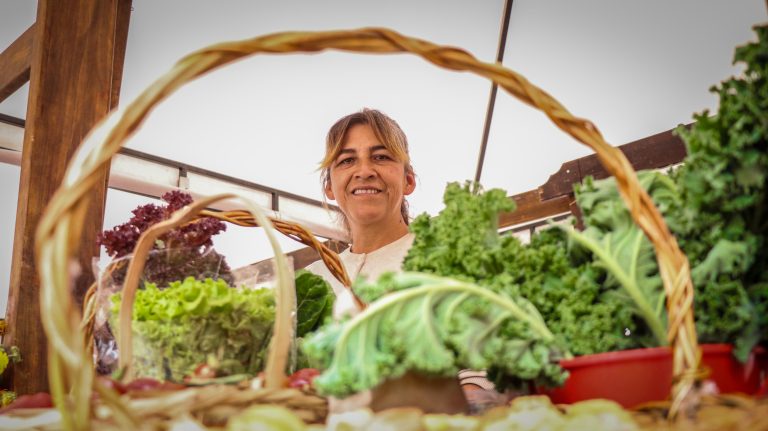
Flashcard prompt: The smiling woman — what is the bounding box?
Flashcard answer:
[308,108,417,320]
[305,108,424,412]
[307,109,497,414]
[322,109,416,251]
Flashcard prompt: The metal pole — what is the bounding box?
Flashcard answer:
[474,0,514,185]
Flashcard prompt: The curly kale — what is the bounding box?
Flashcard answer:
[404,181,515,283]
[303,272,567,396]
[403,182,643,357]
[667,25,768,360]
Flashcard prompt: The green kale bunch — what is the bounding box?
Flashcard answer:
[562,172,681,349]
[507,229,642,356]
[404,182,642,357]
[404,181,514,283]
[667,25,768,358]
[558,25,768,360]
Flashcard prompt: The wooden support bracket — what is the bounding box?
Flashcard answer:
[0,24,34,104]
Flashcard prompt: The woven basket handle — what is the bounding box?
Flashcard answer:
[36,28,701,427]
[117,193,293,388]
[196,209,363,309]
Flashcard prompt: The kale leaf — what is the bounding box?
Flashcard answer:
[303,272,567,397]
[561,172,675,347]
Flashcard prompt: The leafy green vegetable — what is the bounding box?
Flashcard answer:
[403,182,515,284]
[404,182,641,356]
[510,231,642,356]
[303,272,567,397]
[111,277,275,381]
[294,269,334,338]
[665,25,768,359]
[562,173,674,347]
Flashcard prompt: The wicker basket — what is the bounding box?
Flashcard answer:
[79,208,362,370]
[33,27,701,429]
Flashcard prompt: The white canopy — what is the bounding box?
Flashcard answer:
[1,0,765,315]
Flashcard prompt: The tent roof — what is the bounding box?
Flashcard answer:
[1,1,766,310]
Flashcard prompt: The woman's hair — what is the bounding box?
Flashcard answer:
[320,108,415,229]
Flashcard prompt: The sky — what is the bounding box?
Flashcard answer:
[1,1,766,315]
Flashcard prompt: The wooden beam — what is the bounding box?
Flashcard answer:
[540,126,688,200]
[232,240,349,283]
[0,24,34,104]
[500,125,689,229]
[290,240,349,270]
[499,190,572,228]
[5,0,132,395]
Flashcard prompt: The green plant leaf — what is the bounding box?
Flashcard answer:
[303,272,566,397]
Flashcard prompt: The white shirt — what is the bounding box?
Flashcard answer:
[304,232,415,412]
[305,232,415,319]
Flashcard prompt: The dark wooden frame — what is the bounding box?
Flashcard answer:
[500,126,688,229]
[1,0,132,394]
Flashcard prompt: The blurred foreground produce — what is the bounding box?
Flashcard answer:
[220,395,639,430]
[219,394,768,431]
[633,394,768,431]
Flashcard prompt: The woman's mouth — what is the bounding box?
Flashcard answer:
[352,187,382,195]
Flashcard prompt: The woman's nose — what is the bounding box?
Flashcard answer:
[354,159,376,178]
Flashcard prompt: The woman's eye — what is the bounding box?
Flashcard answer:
[337,157,354,166]
[373,154,391,161]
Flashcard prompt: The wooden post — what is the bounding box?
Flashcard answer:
[4,0,131,395]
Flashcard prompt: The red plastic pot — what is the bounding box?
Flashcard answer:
[539,344,768,408]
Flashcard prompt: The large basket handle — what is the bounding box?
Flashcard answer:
[37,28,699,428]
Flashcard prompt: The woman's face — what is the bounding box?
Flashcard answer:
[325,124,415,232]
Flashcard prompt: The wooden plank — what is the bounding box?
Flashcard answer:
[499,125,690,229]
[4,0,132,395]
[0,25,34,104]
[234,240,349,278]
[291,240,349,270]
[499,189,572,228]
[540,126,688,200]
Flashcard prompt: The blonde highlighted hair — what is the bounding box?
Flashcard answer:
[320,108,415,228]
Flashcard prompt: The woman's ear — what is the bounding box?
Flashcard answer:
[404,172,416,196]
[324,181,336,200]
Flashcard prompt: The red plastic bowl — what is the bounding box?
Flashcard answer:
[539,344,768,408]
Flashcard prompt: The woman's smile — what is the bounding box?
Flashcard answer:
[351,187,383,196]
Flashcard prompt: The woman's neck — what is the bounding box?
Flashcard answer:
[349,222,409,254]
